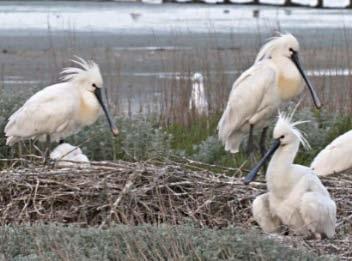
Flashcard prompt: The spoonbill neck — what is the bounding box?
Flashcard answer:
[79,90,101,126]
[273,57,304,101]
[267,141,299,173]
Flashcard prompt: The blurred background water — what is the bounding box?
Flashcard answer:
[0,1,351,117]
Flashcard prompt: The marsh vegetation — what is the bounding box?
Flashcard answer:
[1,3,352,259]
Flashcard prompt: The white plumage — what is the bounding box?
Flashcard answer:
[311,130,352,176]
[189,72,208,116]
[246,113,336,239]
[50,143,90,168]
[218,33,321,154]
[4,57,118,146]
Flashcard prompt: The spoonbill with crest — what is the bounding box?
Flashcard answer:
[4,57,118,154]
[244,112,336,239]
[218,33,321,155]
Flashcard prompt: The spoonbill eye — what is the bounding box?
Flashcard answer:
[92,83,97,88]
[280,135,285,139]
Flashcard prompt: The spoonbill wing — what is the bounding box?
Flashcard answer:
[218,62,276,153]
[5,84,76,145]
[311,130,352,176]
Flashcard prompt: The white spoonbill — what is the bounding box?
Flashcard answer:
[244,113,336,239]
[189,72,209,116]
[311,130,352,176]
[5,57,118,148]
[50,143,90,168]
[218,33,321,155]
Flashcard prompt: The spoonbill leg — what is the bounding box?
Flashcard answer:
[44,135,51,163]
[246,125,254,155]
[259,127,269,157]
[18,142,23,160]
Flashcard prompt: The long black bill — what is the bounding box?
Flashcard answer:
[291,51,322,109]
[94,88,119,136]
[243,139,281,185]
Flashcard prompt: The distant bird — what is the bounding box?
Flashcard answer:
[130,12,141,21]
[218,33,321,155]
[5,57,118,152]
[244,113,336,239]
[311,130,352,176]
[50,143,90,168]
[189,72,209,116]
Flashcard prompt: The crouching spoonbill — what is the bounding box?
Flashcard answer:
[4,57,118,155]
[218,33,321,155]
[244,113,336,239]
[311,130,352,176]
[50,143,90,168]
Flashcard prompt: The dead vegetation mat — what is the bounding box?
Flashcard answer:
[0,159,351,259]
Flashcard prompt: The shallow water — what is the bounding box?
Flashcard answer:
[0,2,351,115]
[0,1,350,34]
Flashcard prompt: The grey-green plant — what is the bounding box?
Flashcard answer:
[0,224,327,261]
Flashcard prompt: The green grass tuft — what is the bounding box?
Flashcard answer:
[165,114,220,154]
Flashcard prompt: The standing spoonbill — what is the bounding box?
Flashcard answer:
[218,33,321,155]
[244,113,336,239]
[311,130,352,176]
[4,57,118,150]
[189,72,209,116]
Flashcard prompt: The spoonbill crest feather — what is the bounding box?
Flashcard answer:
[61,56,103,87]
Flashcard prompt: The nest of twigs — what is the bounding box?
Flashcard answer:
[0,159,351,259]
[0,159,258,227]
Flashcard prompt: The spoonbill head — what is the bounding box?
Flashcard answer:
[218,33,320,155]
[191,72,204,83]
[256,33,321,108]
[61,57,118,136]
[5,57,118,147]
[272,113,311,150]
